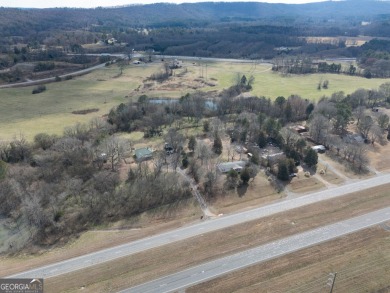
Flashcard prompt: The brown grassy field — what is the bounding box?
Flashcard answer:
[369,144,390,172]
[188,226,390,293]
[36,184,390,293]
[288,176,326,193]
[209,172,280,215]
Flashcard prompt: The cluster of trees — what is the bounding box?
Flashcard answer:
[273,59,357,77]
[308,85,390,172]
[32,85,46,94]
[108,92,215,134]
[272,39,390,78]
[0,118,192,250]
[0,46,100,83]
[1,4,390,85]
[34,62,55,72]
[2,55,390,252]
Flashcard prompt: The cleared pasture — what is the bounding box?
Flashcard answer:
[203,61,388,100]
[0,60,388,141]
[0,65,147,140]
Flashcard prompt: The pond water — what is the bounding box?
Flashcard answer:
[149,98,217,110]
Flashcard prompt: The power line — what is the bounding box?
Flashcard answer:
[327,272,337,293]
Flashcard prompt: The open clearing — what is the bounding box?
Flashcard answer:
[288,176,325,193]
[370,143,390,172]
[188,226,390,293]
[27,183,390,293]
[203,61,388,100]
[0,60,388,141]
[208,172,280,214]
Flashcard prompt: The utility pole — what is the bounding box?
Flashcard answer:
[327,272,337,293]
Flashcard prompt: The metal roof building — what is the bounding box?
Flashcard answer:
[134,147,153,162]
[217,161,246,173]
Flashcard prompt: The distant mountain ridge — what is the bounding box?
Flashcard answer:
[0,1,389,37]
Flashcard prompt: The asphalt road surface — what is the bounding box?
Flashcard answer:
[0,62,108,89]
[7,173,390,279]
[123,206,390,293]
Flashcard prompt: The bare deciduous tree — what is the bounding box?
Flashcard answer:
[309,114,331,144]
[377,113,390,130]
[280,127,300,148]
[100,136,126,171]
[370,124,386,145]
[354,106,366,126]
[358,115,374,138]
[195,141,212,166]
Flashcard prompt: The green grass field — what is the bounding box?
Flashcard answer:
[0,64,154,141]
[201,61,389,100]
[0,61,388,141]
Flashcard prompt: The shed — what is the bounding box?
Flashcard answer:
[291,125,308,134]
[135,147,153,161]
[311,145,326,153]
[217,161,246,173]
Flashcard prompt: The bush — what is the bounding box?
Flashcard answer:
[34,133,58,150]
[240,168,251,184]
[32,85,46,94]
[182,155,189,168]
[34,62,55,72]
[0,160,7,180]
[304,148,318,168]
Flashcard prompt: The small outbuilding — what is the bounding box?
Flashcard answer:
[291,125,308,134]
[134,147,153,162]
[217,161,246,173]
[311,145,326,153]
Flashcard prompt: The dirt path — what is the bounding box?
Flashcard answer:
[317,156,351,182]
[312,173,336,188]
[176,167,216,218]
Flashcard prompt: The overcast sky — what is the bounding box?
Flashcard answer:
[2,0,328,9]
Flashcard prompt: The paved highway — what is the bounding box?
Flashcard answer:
[0,62,108,89]
[123,206,390,293]
[0,53,265,89]
[7,173,390,279]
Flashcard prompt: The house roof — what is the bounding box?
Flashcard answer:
[217,161,246,173]
[312,145,326,150]
[135,147,153,159]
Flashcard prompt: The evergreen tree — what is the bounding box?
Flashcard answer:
[203,120,210,132]
[304,148,318,168]
[182,155,189,169]
[240,167,251,184]
[188,135,196,152]
[213,132,223,155]
[258,131,267,148]
[225,169,239,189]
[306,103,314,116]
[277,160,290,181]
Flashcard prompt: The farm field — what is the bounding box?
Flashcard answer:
[0,60,388,141]
[202,61,389,100]
[0,64,151,141]
[19,183,389,293]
